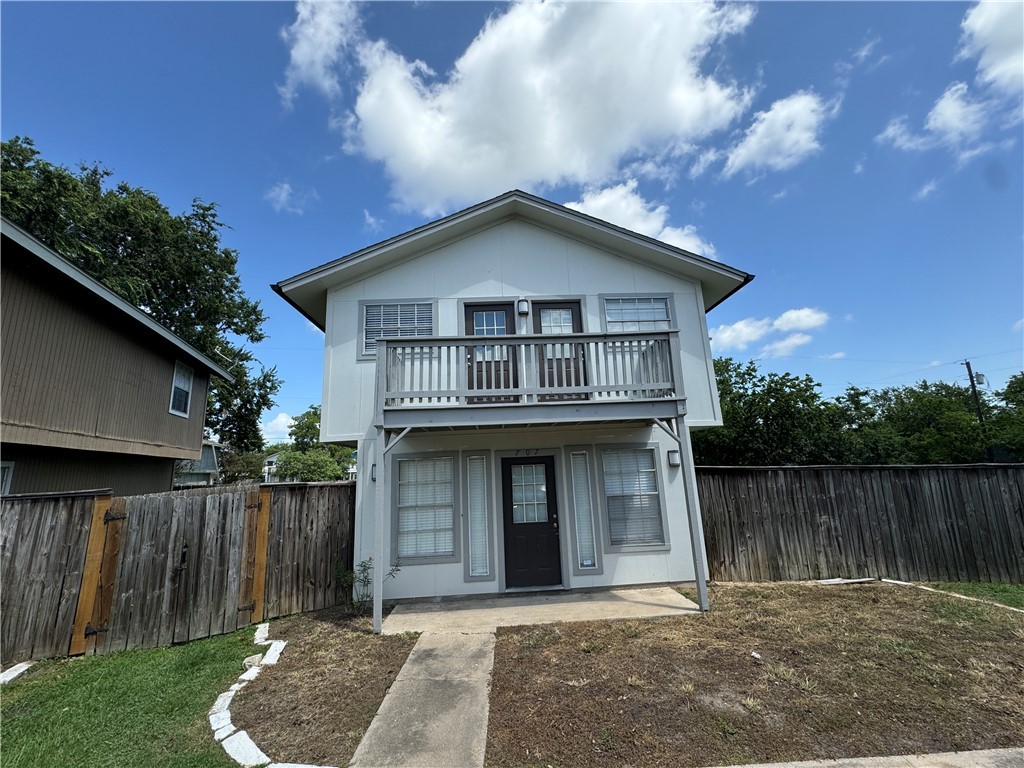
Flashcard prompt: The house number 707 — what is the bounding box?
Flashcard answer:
[514,449,540,456]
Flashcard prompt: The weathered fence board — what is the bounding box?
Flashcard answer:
[699,465,1024,584]
[1,481,354,665]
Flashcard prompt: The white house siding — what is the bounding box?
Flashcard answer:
[353,423,706,601]
[321,219,722,445]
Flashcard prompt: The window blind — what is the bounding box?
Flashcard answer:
[570,451,598,569]
[397,457,454,558]
[466,456,489,576]
[364,303,433,354]
[602,449,664,546]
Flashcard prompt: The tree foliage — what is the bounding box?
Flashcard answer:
[692,357,1023,466]
[1,136,280,452]
[271,405,354,482]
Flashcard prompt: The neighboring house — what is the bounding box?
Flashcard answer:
[175,440,224,488]
[262,452,280,483]
[1,218,233,496]
[273,190,753,629]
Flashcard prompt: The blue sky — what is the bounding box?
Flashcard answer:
[3,1,1022,442]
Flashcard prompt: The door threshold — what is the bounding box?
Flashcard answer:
[504,585,566,594]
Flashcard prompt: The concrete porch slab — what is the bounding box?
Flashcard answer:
[381,585,699,635]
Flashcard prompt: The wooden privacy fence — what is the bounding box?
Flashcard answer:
[1,482,355,666]
[699,465,1024,584]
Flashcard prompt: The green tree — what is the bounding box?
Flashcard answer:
[989,372,1024,461]
[1,136,280,451]
[268,405,355,481]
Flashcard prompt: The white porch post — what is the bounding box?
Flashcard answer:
[372,426,386,634]
[678,423,710,611]
[653,417,710,612]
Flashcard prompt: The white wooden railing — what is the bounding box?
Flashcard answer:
[376,331,682,411]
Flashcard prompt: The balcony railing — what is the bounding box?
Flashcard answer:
[375,331,685,428]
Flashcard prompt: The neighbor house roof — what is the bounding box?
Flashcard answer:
[1,217,234,381]
[273,189,754,330]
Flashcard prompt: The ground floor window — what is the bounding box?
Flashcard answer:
[466,455,489,577]
[601,448,665,546]
[569,451,598,568]
[396,456,455,559]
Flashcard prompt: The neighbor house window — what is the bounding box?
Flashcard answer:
[363,303,433,355]
[604,297,671,332]
[0,462,13,495]
[169,362,194,417]
[396,456,455,559]
[602,448,665,546]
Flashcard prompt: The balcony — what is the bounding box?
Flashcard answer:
[374,331,686,430]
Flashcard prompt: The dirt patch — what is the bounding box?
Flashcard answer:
[230,606,417,766]
[486,582,1024,767]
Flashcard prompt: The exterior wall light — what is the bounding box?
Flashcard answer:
[667,450,681,467]
[371,463,377,481]
[517,299,530,316]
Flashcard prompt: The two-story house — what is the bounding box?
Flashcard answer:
[274,191,752,630]
[1,218,233,496]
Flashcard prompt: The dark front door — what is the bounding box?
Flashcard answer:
[466,303,518,403]
[533,301,587,401]
[502,456,563,588]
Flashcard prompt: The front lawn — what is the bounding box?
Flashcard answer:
[486,582,1024,767]
[1,630,254,768]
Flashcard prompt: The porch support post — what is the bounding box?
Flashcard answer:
[372,426,386,634]
[653,418,710,612]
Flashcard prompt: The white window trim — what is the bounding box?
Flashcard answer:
[597,444,671,553]
[169,361,194,418]
[391,452,461,565]
[358,299,437,360]
[599,294,676,333]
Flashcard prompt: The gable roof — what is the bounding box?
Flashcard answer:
[273,189,753,329]
[1,217,234,381]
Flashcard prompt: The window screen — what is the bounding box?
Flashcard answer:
[364,303,433,354]
[169,362,193,416]
[604,297,670,332]
[602,449,664,546]
[397,457,454,558]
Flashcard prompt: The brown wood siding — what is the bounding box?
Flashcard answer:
[1,246,208,458]
[1,443,175,496]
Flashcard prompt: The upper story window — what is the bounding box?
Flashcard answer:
[169,362,194,418]
[363,302,433,355]
[604,297,671,332]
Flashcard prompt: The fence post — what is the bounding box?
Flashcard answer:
[252,486,272,621]
[68,493,113,656]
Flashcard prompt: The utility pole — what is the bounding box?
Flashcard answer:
[963,360,995,462]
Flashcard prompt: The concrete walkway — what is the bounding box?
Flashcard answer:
[350,586,697,768]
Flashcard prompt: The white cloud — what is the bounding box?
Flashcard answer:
[853,158,865,174]
[822,352,847,360]
[925,82,987,148]
[914,179,939,200]
[761,332,812,358]
[712,307,831,353]
[278,0,361,108]
[565,180,717,258]
[723,91,831,178]
[1013,318,1024,333]
[773,307,829,332]
[958,1,1024,97]
[709,317,773,351]
[282,1,757,214]
[363,209,382,232]
[262,412,294,441]
[264,181,316,214]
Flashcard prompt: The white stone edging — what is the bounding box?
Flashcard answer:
[0,661,35,685]
[209,622,337,768]
[879,578,1024,614]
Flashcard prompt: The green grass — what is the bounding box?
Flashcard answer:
[1,629,255,768]
[927,582,1024,610]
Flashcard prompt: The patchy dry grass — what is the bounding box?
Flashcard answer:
[486,582,1024,767]
[927,582,1024,610]
[230,606,417,767]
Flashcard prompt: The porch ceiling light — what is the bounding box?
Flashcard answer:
[517,299,530,316]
